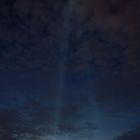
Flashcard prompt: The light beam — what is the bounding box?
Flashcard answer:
[52,0,75,138]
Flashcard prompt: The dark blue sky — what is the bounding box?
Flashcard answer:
[0,0,140,140]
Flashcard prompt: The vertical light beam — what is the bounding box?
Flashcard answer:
[52,0,75,139]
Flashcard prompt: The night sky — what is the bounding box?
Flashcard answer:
[0,0,140,140]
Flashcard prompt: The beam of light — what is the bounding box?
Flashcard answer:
[52,0,75,139]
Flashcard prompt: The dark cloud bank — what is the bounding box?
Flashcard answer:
[113,125,140,140]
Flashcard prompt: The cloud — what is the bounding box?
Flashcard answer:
[0,0,64,71]
[0,1,140,138]
[113,125,140,140]
[0,70,97,137]
[71,0,140,80]
[0,0,139,80]
[90,0,140,34]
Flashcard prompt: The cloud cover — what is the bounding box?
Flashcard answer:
[0,0,140,139]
